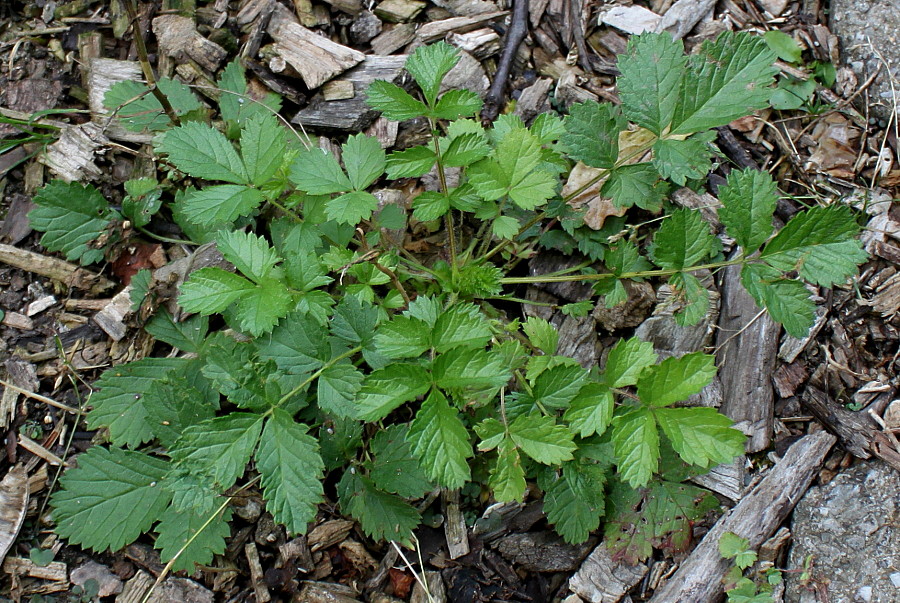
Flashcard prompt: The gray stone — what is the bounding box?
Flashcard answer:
[830,0,900,121]
[785,460,900,602]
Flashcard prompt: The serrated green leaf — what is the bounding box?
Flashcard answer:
[617,32,687,135]
[655,407,745,468]
[178,184,265,226]
[179,267,254,315]
[289,147,351,195]
[412,191,450,221]
[339,472,419,545]
[490,437,526,502]
[442,132,490,167]
[217,61,282,130]
[432,303,492,352]
[670,272,710,327]
[202,341,282,411]
[406,389,472,488]
[368,425,433,497]
[433,88,482,120]
[86,358,186,448]
[475,417,506,451]
[366,80,429,120]
[29,181,117,265]
[406,41,459,106]
[508,169,557,210]
[257,310,329,374]
[284,250,333,291]
[155,506,231,573]
[763,30,802,63]
[343,133,386,191]
[146,310,208,354]
[564,383,614,437]
[542,461,607,543]
[326,191,379,225]
[317,361,364,419]
[256,409,325,534]
[611,407,659,487]
[467,159,508,202]
[385,145,436,178]
[51,447,171,552]
[531,363,588,410]
[158,121,248,183]
[509,413,576,464]
[104,78,202,132]
[670,32,778,135]
[170,413,264,490]
[331,296,379,347]
[562,101,625,169]
[355,363,431,421]
[760,205,866,287]
[740,263,816,338]
[601,163,667,211]
[718,168,777,251]
[143,360,218,447]
[216,230,281,283]
[769,76,816,110]
[605,337,658,388]
[432,348,511,390]
[122,178,162,228]
[637,352,716,407]
[719,532,757,570]
[649,209,717,270]
[530,112,565,144]
[492,215,519,239]
[163,472,217,514]
[522,316,558,355]
[375,315,431,359]
[232,277,294,336]
[405,295,442,327]
[240,113,286,186]
[652,137,714,186]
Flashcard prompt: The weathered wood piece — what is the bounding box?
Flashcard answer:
[715,260,778,453]
[245,543,271,603]
[600,5,661,34]
[0,466,28,567]
[3,556,67,581]
[801,385,877,459]
[415,11,506,43]
[375,0,426,22]
[513,77,552,122]
[654,0,716,40]
[39,122,109,182]
[292,56,406,130]
[268,16,364,89]
[448,28,501,59]
[0,243,114,294]
[690,457,746,501]
[568,543,648,603]
[647,430,836,603]
[444,489,470,559]
[371,23,416,55]
[495,532,595,572]
[87,58,153,143]
[430,0,500,16]
[152,15,227,73]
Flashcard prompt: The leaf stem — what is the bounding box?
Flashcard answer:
[499,257,746,285]
[430,123,458,273]
[124,0,180,127]
[277,345,363,407]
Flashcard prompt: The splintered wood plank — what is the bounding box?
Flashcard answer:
[151,15,227,73]
[40,122,109,182]
[568,544,647,603]
[292,55,407,130]
[268,18,364,89]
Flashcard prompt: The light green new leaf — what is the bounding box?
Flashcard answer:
[240,113,286,186]
[740,263,816,338]
[719,532,757,569]
[531,363,588,410]
[365,80,428,120]
[158,121,248,184]
[564,383,614,437]
[355,363,431,421]
[652,137,714,186]
[670,31,778,135]
[368,425,433,498]
[317,361,364,419]
[433,88,482,120]
[51,447,171,552]
[86,357,186,448]
[170,413,264,490]
[763,30,802,63]
[467,159,508,201]
[637,352,716,407]
[179,267,254,315]
[475,417,506,451]
[412,191,450,221]
[405,41,459,105]
[718,168,777,251]
[649,209,717,270]
[29,181,117,265]
[654,407,745,468]
[289,147,351,195]
[432,303,492,352]
[530,112,565,144]
[496,128,543,182]
[155,506,231,574]
[509,413,576,465]
[561,101,625,169]
[490,437,527,502]
[442,132,490,167]
[340,473,420,545]
[406,390,472,488]
[432,348,511,390]
[611,407,659,487]
[178,185,266,226]
[216,230,281,282]
[617,32,687,135]
[375,316,431,359]
[326,191,379,225]
[343,133,386,191]
[605,337,658,388]
[232,277,294,336]
[760,205,866,287]
[256,409,325,534]
[492,215,520,239]
[601,163,667,211]
[522,316,558,355]
[404,295,443,327]
[508,170,557,210]
[385,145,436,178]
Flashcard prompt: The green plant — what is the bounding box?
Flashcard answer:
[764,30,835,112]
[34,34,867,572]
[720,532,783,602]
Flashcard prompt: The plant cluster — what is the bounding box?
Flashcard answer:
[29,32,867,571]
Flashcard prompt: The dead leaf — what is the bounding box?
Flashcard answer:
[389,567,415,598]
[0,465,29,566]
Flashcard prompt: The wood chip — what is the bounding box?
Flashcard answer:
[416,11,506,43]
[374,0,427,22]
[444,489,469,559]
[600,5,661,35]
[39,122,110,182]
[25,295,56,317]
[152,15,227,73]
[3,557,66,582]
[371,23,416,55]
[297,581,361,602]
[654,0,716,40]
[568,543,647,603]
[1,312,33,330]
[0,243,114,294]
[18,434,67,467]
[269,18,364,89]
[245,542,271,603]
[117,570,214,603]
[308,519,355,552]
[87,58,152,143]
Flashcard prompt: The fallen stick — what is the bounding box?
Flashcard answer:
[0,243,114,295]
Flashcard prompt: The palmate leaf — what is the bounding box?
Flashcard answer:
[654,407,745,468]
[29,181,118,265]
[406,390,472,488]
[157,121,248,184]
[636,352,717,407]
[405,41,459,106]
[155,507,232,573]
[240,112,286,186]
[649,209,718,270]
[718,168,777,251]
[617,32,687,135]
[368,425,433,497]
[51,447,171,552]
[170,413,264,491]
[256,409,325,534]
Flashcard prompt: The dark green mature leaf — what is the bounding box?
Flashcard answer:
[257,310,329,375]
[652,137,714,186]
[326,191,379,225]
[522,316,558,355]
[365,80,428,121]
[740,263,816,338]
[562,101,625,169]
[376,316,432,359]
[86,358,185,448]
[611,407,659,487]
[670,32,778,135]
[339,472,420,545]
[157,121,248,184]
[542,461,607,543]
[241,113,286,186]
[649,209,717,270]
[368,425,433,497]
[530,363,588,410]
[290,147,351,195]
[317,361,364,419]
[155,506,231,573]
[386,145,436,178]
[405,41,459,106]
[178,185,266,226]
[144,362,219,447]
[655,407,745,468]
[432,348,511,390]
[179,267,254,315]
[256,409,325,534]
[442,132,491,167]
[617,32,687,135]
[343,133,385,191]
[145,311,209,354]
[490,437,527,502]
[216,230,281,283]
[122,178,162,228]
[218,60,282,128]
[601,163,667,211]
[51,447,171,552]
[331,296,379,347]
[509,413,576,464]
[30,181,118,265]
[433,88,483,120]
[432,303,492,352]
[356,363,431,421]
[412,191,450,222]
[564,383,614,437]
[170,413,264,490]
[202,342,281,411]
[670,272,710,327]
[718,168,777,251]
[104,78,202,132]
[605,337,658,387]
[406,390,472,488]
[760,205,866,287]
[636,352,716,407]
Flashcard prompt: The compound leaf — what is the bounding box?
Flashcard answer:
[256,310,329,375]
[562,101,625,169]
[216,230,280,283]
[605,337,658,388]
[232,278,294,337]
[649,209,717,270]
[432,348,511,391]
[509,413,576,465]
[104,78,201,132]
[564,383,614,438]
[317,361,364,419]
[405,41,459,106]
[617,32,687,135]
[741,263,816,338]
[601,163,667,211]
[339,472,419,545]
[542,462,607,544]
[718,168,777,251]
[290,147,351,195]
[155,506,231,573]
[442,132,490,167]
[652,136,714,186]
[30,181,117,265]
[157,121,248,184]
[406,390,472,488]
[326,191,379,225]
[636,352,716,407]
[654,407,745,468]
[178,184,266,226]
[433,88,482,120]
[386,145,436,178]
[490,437,526,503]
[432,303,492,352]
